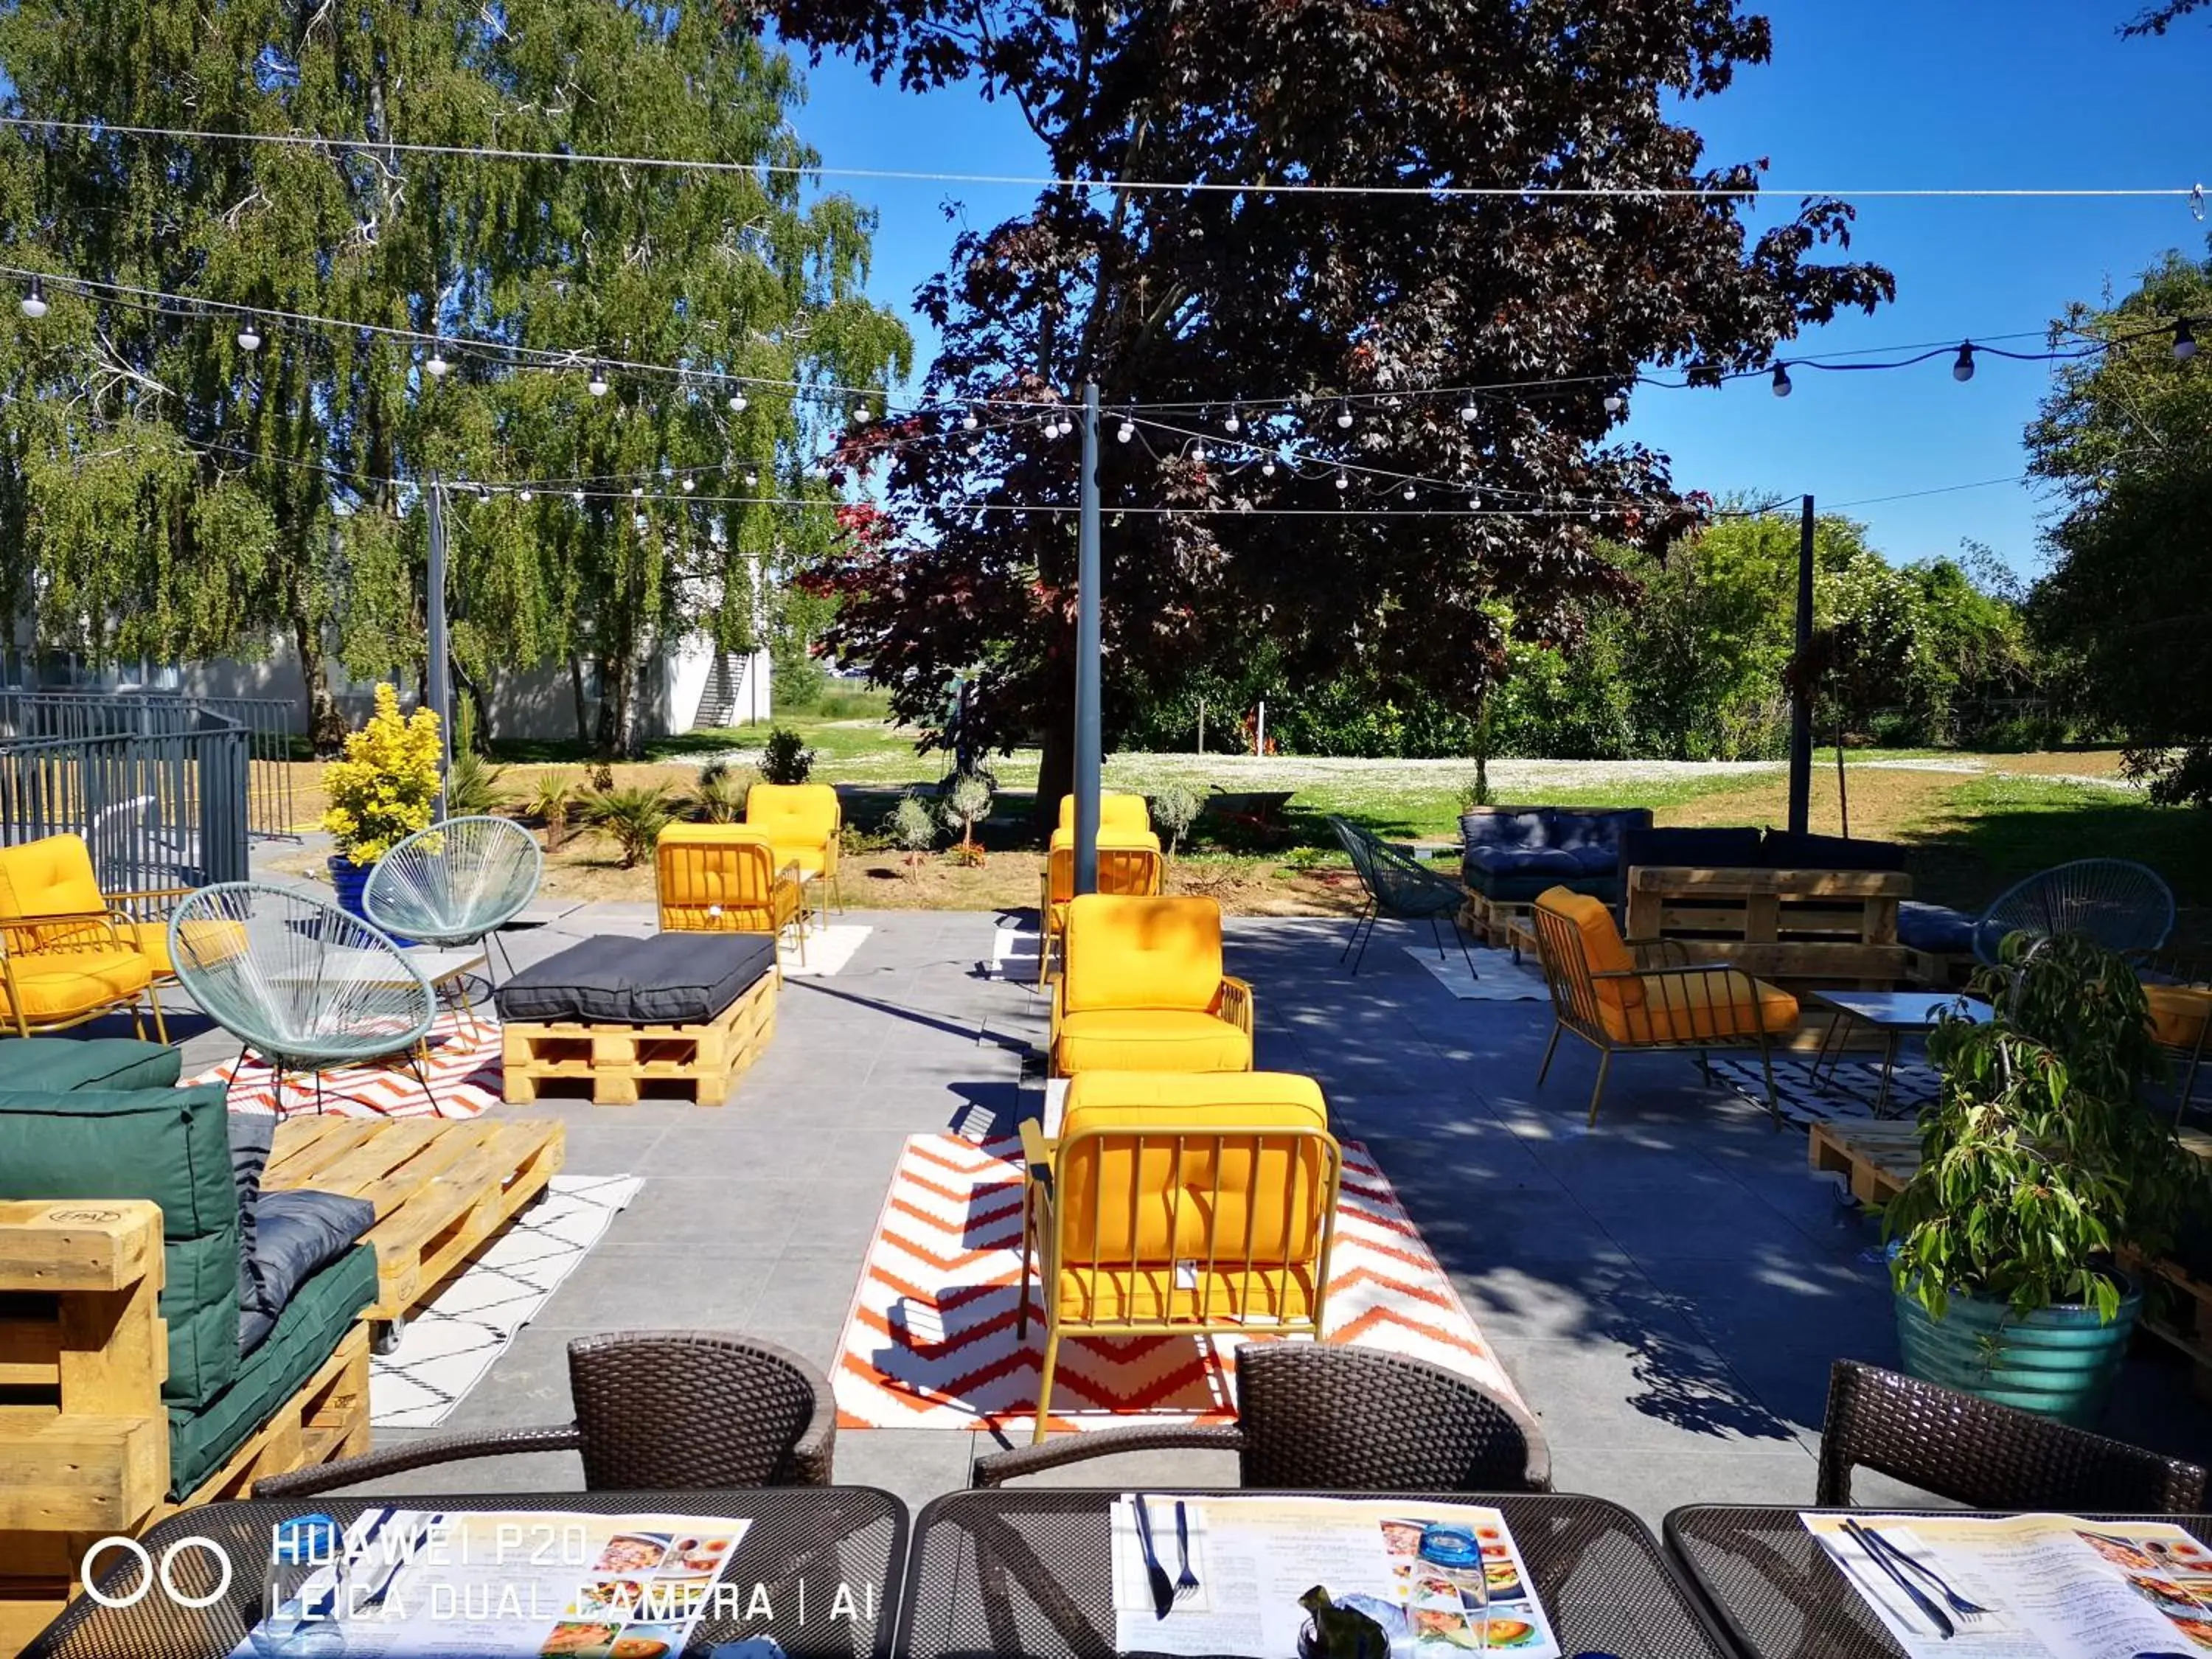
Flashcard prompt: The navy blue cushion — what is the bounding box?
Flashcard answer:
[226,1110,274,1351]
[497,933,776,1025]
[1567,844,1621,874]
[1761,830,1908,872]
[1621,827,1764,873]
[1548,808,1652,855]
[1464,844,1584,876]
[249,1189,375,1342]
[1898,901,1978,956]
[1459,809,1552,850]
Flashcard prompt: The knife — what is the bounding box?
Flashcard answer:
[1843,1520,1955,1639]
[1133,1495,1175,1621]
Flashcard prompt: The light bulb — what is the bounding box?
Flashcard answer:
[1603,389,1624,415]
[728,391,748,413]
[1952,344,1976,383]
[1335,471,1349,491]
[476,483,492,502]
[1468,495,1481,512]
[1223,406,1242,434]
[2176,319,2198,363]
[1334,400,1354,430]
[237,319,262,352]
[1194,442,1209,463]
[571,489,585,505]
[1458,397,1478,423]
[631,484,644,498]
[681,476,695,493]
[519,488,534,503]
[1261,458,1276,477]
[425,347,448,378]
[1402,484,1417,501]
[1771,364,1792,399]
[1116,420,1133,442]
[961,409,979,431]
[1060,415,1077,437]
[588,366,610,397]
[744,470,758,488]
[20,276,46,319]
[852,403,872,423]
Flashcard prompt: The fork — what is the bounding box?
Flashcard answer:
[1174,1501,1200,1603]
[1860,1523,1997,1621]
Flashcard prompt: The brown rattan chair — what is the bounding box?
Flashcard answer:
[973,1343,1552,1491]
[1816,1359,2206,1510]
[251,1332,835,1497]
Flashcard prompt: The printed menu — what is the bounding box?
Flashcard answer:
[232,1509,754,1659]
[1109,1494,1562,1658]
[1804,1512,2212,1659]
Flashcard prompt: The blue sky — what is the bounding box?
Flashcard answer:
[786,1,2211,578]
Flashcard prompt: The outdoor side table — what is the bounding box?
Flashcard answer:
[22,1488,906,1659]
[900,1489,1736,1659]
[1804,990,1990,1117]
[1663,1504,2212,1659]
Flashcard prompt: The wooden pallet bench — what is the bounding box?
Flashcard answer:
[1459,888,1537,954]
[1626,864,1911,990]
[501,969,776,1106]
[262,1116,566,1340]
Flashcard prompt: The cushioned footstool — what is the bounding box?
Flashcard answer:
[495,933,778,1105]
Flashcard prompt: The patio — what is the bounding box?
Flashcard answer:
[157,895,2212,1527]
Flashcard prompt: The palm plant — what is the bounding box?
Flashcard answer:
[525,771,577,851]
[689,761,754,823]
[583,783,678,869]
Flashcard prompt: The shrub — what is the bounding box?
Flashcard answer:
[759,726,816,785]
[583,784,679,869]
[321,684,442,864]
[588,760,615,793]
[1148,782,1202,855]
[886,792,939,878]
[689,761,754,823]
[525,771,577,851]
[940,771,994,852]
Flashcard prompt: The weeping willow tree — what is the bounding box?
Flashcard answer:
[0,0,908,752]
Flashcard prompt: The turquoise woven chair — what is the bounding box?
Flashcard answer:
[168,883,438,1115]
[365,815,543,981]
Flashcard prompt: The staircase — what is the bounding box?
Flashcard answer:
[694,652,757,729]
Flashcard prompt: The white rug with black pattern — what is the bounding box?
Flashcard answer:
[369,1173,642,1428]
[1710,1051,1942,1128]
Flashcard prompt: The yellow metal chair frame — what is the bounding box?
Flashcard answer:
[0,908,159,1040]
[1016,1116,1343,1444]
[2144,954,2212,1125]
[0,830,184,1040]
[1037,843,1166,985]
[1529,898,1791,1128]
[655,827,808,968]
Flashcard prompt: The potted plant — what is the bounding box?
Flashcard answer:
[1883,931,2208,1423]
[319,684,442,923]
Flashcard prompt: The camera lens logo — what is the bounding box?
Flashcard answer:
[80,1537,233,1609]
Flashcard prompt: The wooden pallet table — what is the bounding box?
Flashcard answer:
[501,969,776,1106]
[262,1116,566,1342]
[1460,888,1538,953]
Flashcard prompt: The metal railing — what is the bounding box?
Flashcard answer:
[0,692,296,839]
[0,697,255,891]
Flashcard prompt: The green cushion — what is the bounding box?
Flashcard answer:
[0,1082,240,1410]
[166,1244,375,1498]
[0,1037,182,1093]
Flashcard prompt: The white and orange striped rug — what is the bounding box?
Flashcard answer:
[831,1133,1524,1436]
[187,1012,504,1119]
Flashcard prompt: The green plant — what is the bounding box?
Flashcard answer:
[320,684,442,864]
[583,783,679,869]
[525,770,578,850]
[939,771,994,853]
[445,698,510,818]
[1885,932,2210,1323]
[588,760,616,793]
[1149,782,1202,855]
[886,791,939,878]
[689,761,754,823]
[759,726,817,785]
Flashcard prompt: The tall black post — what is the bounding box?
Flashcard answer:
[1787,492,1815,836]
[1073,383,1103,895]
[426,474,455,820]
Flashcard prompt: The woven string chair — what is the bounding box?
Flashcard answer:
[364,815,543,983]
[169,882,438,1115]
[1329,815,1473,977]
[1817,1359,2206,1510]
[973,1343,1551,1491]
[1972,858,2175,965]
[253,1331,837,1497]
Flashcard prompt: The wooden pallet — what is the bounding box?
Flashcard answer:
[1626,864,1912,990]
[1459,889,1537,953]
[263,1116,567,1326]
[1806,1117,1924,1204]
[501,970,776,1105]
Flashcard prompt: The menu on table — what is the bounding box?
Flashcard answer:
[232,1510,756,1659]
[1804,1512,2212,1659]
[1109,1494,1562,1658]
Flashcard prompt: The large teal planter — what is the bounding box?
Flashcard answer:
[1894,1280,2141,1425]
[326,857,414,946]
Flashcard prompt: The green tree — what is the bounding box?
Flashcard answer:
[2026,247,2212,804]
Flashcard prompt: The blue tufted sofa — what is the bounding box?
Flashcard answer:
[1458,806,1655,906]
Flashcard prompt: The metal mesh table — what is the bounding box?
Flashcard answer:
[901,1489,1735,1659]
[1665,1505,2212,1659]
[24,1488,905,1659]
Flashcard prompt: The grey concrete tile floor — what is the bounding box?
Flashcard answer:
[157,903,2212,1529]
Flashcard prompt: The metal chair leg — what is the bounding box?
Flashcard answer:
[1757,1034,1782,1130]
[1429,912,1449,962]
[1340,900,1374,964]
[1348,909,1377,975]
[1032,1329,1062,1446]
[1585,1048,1614,1127]
[1536,1023,1563,1087]
[145,983,170,1045]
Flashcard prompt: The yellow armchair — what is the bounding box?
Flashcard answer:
[1529,886,1798,1127]
[1016,1068,1340,1442]
[1037,835,1165,985]
[1048,894,1253,1076]
[1055,793,1152,838]
[0,834,175,1040]
[745,783,842,922]
[655,825,807,966]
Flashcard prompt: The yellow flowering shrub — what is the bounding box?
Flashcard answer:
[321,684,443,864]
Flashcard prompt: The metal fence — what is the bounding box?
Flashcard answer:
[0,695,260,892]
[0,692,297,839]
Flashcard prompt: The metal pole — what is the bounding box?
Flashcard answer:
[1073,382,1103,895]
[426,474,455,821]
[1787,493,1815,836]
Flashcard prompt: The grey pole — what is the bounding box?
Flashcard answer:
[426,473,455,821]
[1073,381,1104,895]
[1787,492,1815,835]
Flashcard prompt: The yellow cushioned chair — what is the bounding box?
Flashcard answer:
[2146,976,2211,1122]
[1037,835,1166,986]
[1529,886,1798,1127]
[655,825,807,966]
[1017,1068,1340,1442]
[745,782,842,923]
[0,832,183,1040]
[1050,894,1253,1076]
[1056,793,1152,838]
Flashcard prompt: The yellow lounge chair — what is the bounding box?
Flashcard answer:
[1055,793,1153,838]
[745,782,842,924]
[1037,836,1165,985]
[655,825,807,966]
[0,832,196,1040]
[1050,894,1253,1076]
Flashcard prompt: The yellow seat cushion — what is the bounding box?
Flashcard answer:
[745,784,840,878]
[1535,887,1645,1011]
[116,917,250,978]
[2148,984,2212,1051]
[1057,793,1152,837]
[0,948,153,1022]
[1063,1068,1326,1124]
[1055,1261,1320,1324]
[1062,895,1224,1014]
[1055,1009,1252,1073]
[1598,970,1798,1044]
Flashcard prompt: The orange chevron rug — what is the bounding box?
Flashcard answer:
[187,1012,504,1119]
[832,1133,1525,1435]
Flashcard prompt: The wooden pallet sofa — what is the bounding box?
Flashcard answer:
[0,1039,377,1652]
[1454,805,1654,947]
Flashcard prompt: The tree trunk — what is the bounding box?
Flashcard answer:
[568,657,591,747]
[595,651,643,759]
[294,616,347,756]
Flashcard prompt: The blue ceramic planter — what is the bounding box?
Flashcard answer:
[1894,1279,2141,1426]
[326,856,414,946]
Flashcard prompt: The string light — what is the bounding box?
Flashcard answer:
[1334,400,1354,430]
[19,276,45,319]
[1602,389,1625,415]
[1771,364,1792,399]
[630,484,644,498]
[1335,470,1349,490]
[851,402,872,423]
[571,489,585,505]
[1116,418,1134,442]
[1261,457,1276,477]
[1223,404,1242,434]
[1193,442,1210,462]
[744,469,758,487]
[588,365,609,397]
[236,317,262,352]
[1402,484,1417,501]
[518,488,533,502]
[681,476,695,493]
[727,390,748,413]
[1458,396,1478,422]
[424,344,450,379]
[1952,344,1976,383]
[2177,319,2199,363]
[960,409,979,431]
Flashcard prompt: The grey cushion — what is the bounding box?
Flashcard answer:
[226,1110,275,1349]
[250,1189,376,1334]
[495,933,776,1026]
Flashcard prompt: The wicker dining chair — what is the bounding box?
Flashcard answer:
[973,1343,1551,1491]
[1816,1359,2206,1511]
[252,1332,836,1497]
